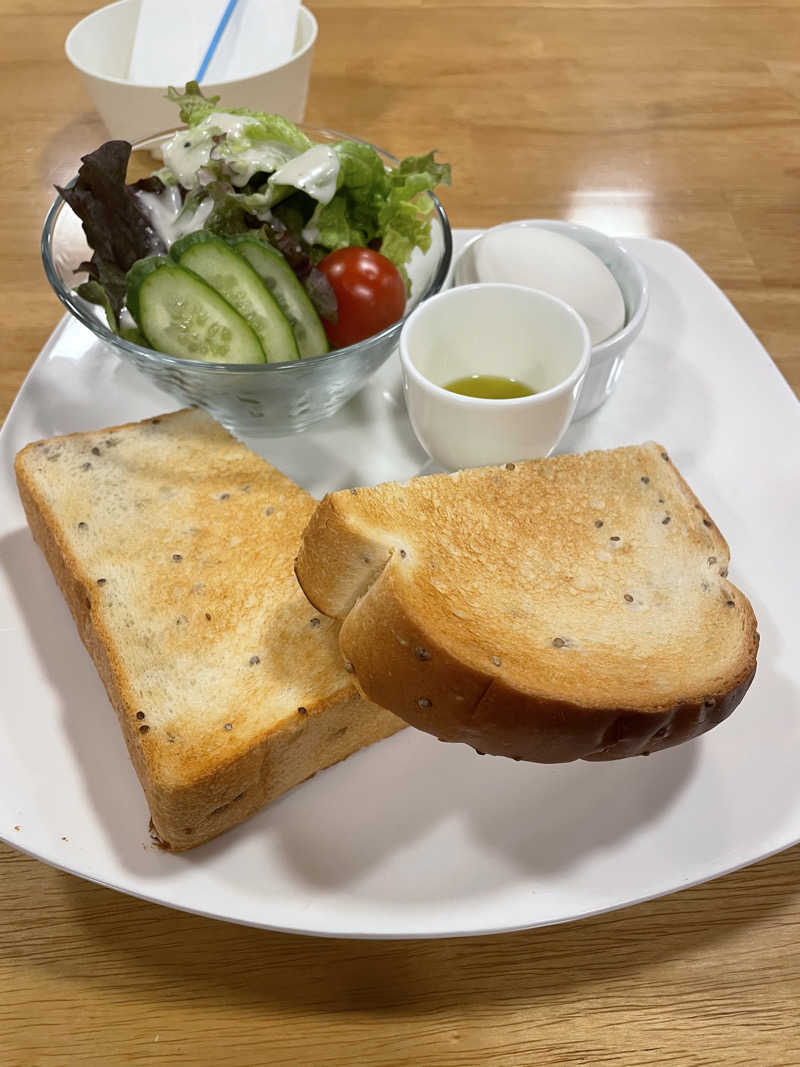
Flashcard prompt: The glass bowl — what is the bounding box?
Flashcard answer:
[41,129,453,436]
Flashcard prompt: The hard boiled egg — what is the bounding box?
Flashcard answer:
[467,226,626,345]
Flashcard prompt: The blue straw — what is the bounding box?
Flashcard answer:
[195,0,240,82]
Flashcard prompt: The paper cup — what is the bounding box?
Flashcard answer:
[66,0,317,141]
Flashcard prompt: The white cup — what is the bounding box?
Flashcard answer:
[399,283,591,471]
[66,1,317,142]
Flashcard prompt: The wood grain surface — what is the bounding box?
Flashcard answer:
[2,0,800,1063]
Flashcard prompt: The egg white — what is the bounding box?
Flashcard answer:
[472,227,626,345]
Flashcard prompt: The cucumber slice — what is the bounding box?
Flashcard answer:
[170,232,299,363]
[126,256,266,364]
[228,235,329,359]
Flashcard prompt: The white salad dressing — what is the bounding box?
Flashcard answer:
[136,184,214,247]
[161,112,305,190]
[269,145,340,205]
[301,222,322,245]
[153,116,342,250]
[162,113,265,186]
[225,142,298,187]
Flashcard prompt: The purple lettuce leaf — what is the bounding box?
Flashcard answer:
[56,141,167,317]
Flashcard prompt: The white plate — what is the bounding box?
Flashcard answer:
[1,233,799,939]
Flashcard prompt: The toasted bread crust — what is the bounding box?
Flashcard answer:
[295,492,393,619]
[16,411,405,849]
[295,444,759,763]
[339,556,757,761]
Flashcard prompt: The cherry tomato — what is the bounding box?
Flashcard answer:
[318,247,406,348]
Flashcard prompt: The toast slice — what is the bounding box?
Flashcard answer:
[295,443,758,763]
[15,409,405,850]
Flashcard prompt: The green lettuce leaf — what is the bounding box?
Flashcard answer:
[166,82,221,126]
[392,150,451,190]
[334,141,388,195]
[76,279,119,332]
[311,195,370,251]
[202,182,252,236]
[166,81,311,153]
[238,118,311,154]
[306,144,450,284]
[380,212,433,274]
[377,152,450,282]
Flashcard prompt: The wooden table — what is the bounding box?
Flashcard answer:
[2,1,799,1063]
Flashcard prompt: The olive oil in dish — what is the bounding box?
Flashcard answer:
[444,374,536,399]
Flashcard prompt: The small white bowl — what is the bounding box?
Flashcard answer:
[454,220,649,420]
[66,1,317,142]
[399,283,591,470]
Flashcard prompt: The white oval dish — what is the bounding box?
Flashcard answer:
[2,233,797,940]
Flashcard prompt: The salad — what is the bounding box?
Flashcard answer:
[59,82,450,364]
